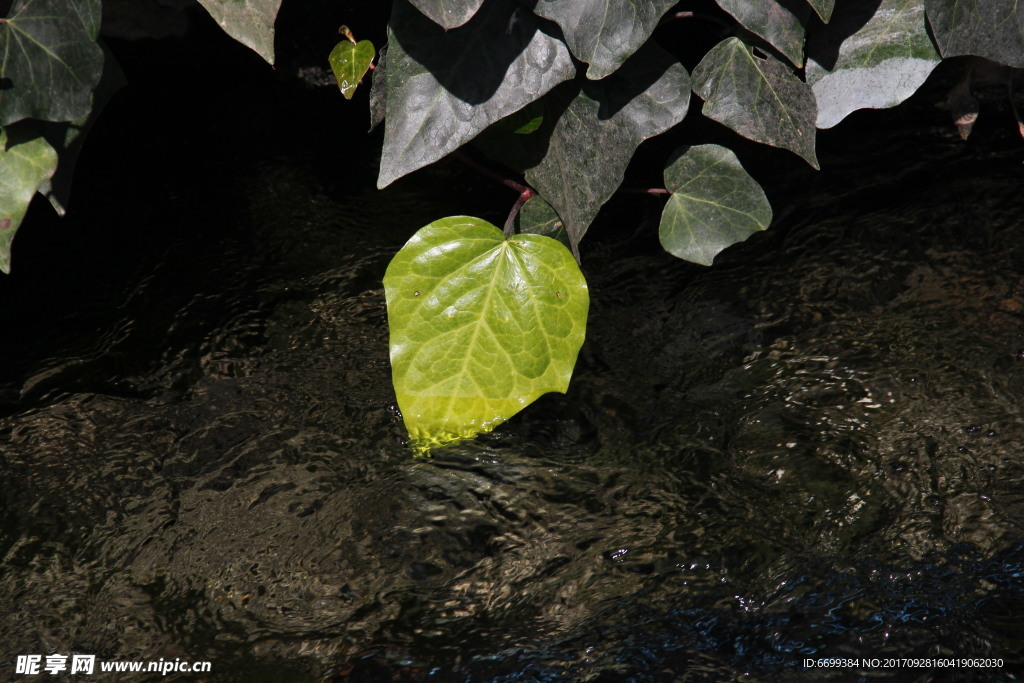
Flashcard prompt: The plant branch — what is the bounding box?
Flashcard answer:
[452,149,531,194]
[620,187,670,195]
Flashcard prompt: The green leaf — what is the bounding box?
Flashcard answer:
[384,216,589,445]
[807,0,835,22]
[925,0,1024,68]
[408,0,485,28]
[197,0,282,65]
[531,0,677,79]
[329,39,375,100]
[658,144,772,266]
[0,0,104,126]
[0,128,58,274]
[368,44,387,132]
[807,0,940,128]
[692,37,819,169]
[713,0,810,67]
[378,0,575,188]
[516,195,570,249]
[524,44,691,251]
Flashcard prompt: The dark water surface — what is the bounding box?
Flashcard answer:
[1,39,1024,682]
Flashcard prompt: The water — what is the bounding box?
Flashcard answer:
[2,44,1024,681]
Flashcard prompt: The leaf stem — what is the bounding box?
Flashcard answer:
[620,187,670,195]
[503,188,535,237]
[659,11,732,30]
[452,149,531,194]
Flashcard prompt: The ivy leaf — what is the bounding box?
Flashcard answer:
[692,37,819,169]
[925,0,1024,68]
[408,0,485,29]
[807,0,835,22]
[807,0,940,129]
[524,44,691,251]
[516,195,570,249]
[197,0,282,65]
[0,0,104,126]
[368,44,387,132]
[329,39,375,100]
[531,0,677,79]
[0,128,58,274]
[384,216,589,445]
[713,0,810,67]
[378,0,575,189]
[658,144,772,266]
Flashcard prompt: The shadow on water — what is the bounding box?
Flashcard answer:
[1,21,1024,683]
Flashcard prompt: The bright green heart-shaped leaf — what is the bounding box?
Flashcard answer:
[377,0,575,188]
[0,0,104,126]
[692,37,819,169]
[516,195,570,249]
[925,0,1024,68]
[807,0,835,22]
[531,0,677,79]
[329,39,375,100]
[197,0,282,65]
[384,216,589,446]
[659,144,772,266]
[409,0,485,28]
[713,0,809,67]
[807,0,940,128]
[0,128,58,274]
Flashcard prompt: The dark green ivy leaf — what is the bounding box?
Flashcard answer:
[523,44,691,251]
[713,0,809,67]
[378,0,575,188]
[925,0,1024,69]
[807,0,939,128]
[197,0,282,65]
[408,0,485,29]
[0,0,104,126]
[531,0,677,79]
[807,0,835,22]
[368,44,387,132]
[516,195,570,249]
[692,37,818,169]
[659,144,771,266]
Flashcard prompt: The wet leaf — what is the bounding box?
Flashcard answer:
[925,0,1024,68]
[384,216,588,445]
[408,0,485,28]
[378,0,575,188]
[807,0,835,22]
[197,0,281,65]
[531,0,677,79]
[807,0,940,128]
[692,37,818,169]
[329,39,375,100]
[0,0,104,126]
[0,128,58,274]
[516,195,569,249]
[524,44,691,250]
[713,0,809,66]
[659,144,771,266]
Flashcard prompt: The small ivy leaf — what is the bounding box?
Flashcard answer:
[197,0,282,66]
[378,0,575,189]
[807,0,940,129]
[531,0,677,79]
[329,39,375,100]
[658,144,772,266]
[692,37,819,169]
[807,0,835,22]
[409,0,485,29]
[516,195,570,249]
[384,216,589,446]
[0,0,104,126]
[0,128,58,274]
[495,101,545,135]
[713,0,810,67]
[925,0,1024,69]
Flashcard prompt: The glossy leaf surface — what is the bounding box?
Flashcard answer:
[0,129,58,274]
[692,37,818,169]
[925,0,1024,68]
[329,39,375,100]
[0,0,103,126]
[378,0,575,188]
[524,44,691,250]
[659,144,771,266]
[408,0,484,28]
[198,0,281,65]
[807,0,939,128]
[714,0,809,66]
[531,0,676,79]
[384,217,588,445]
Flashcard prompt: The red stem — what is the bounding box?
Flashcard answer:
[452,150,531,194]
[503,188,535,236]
